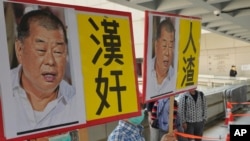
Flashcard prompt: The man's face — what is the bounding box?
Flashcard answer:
[155,28,174,73]
[15,21,67,94]
[189,89,196,95]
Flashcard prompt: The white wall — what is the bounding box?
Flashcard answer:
[200,33,250,77]
[36,1,250,140]
[40,0,250,77]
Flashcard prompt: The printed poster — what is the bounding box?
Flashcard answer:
[75,8,140,123]
[0,0,140,140]
[143,11,201,102]
[0,0,85,140]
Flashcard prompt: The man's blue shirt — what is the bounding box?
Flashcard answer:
[108,120,145,141]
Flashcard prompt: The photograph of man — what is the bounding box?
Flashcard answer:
[8,8,83,134]
[145,16,177,100]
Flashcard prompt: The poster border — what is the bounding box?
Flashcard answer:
[0,0,140,140]
[142,10,201,103]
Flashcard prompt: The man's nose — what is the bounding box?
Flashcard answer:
[44,50,55,66]
[164,46,170,55]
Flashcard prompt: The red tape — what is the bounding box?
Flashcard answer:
[230,102,250,105]
[233,113,250,117]
[174,131,224,140]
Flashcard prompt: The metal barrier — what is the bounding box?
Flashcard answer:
[223,84,247,112]
[87,83,250,141]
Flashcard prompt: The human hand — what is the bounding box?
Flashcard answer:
[160,133,176,141]
[182,122,187,130]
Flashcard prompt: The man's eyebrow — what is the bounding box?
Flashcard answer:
[162,38,171,42]
[35,38,45,42]
[56,42,65,45]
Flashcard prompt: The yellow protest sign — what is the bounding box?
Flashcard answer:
[77,11,139,120]
[176,19,201,90]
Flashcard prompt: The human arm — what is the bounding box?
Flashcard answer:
[107,133,126,141]
[146,102,155,124]
[229,69,233,76]
[174,100,185,132]
[177,94,187,130]
[201,92,208,122]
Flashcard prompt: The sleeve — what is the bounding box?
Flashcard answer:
[174,100,180,128]
[201,92,208,121]
[175,113,184,132]
[147,101,157,120]
[146,101,155,112]
[107,131,125,141]
[177,94,186,124]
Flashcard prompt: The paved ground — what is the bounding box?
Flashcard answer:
[203,108,250,141]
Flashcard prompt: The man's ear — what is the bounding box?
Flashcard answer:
[15,40,23,64]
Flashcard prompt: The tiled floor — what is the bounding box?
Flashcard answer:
[203,120,229,140]
[203,108,250,141]
[94,107,250,141]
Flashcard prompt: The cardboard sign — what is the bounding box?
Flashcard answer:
[0,0,139,140]
[143,11,201,102]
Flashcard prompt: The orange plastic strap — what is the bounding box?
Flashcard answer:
[233,113,250,117]
[174,131,224,140]
[230,102,250,105]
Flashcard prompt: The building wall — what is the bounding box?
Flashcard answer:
[200,33,250,77]
[41,0,250,75]
[35,1,250,140]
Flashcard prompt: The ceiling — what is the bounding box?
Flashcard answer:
[108,0,250,43]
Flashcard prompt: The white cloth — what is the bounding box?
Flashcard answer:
[11,65,79,133]
[145,57,176,100]
[178,91,207,123]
